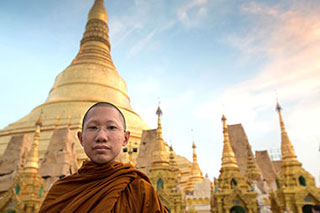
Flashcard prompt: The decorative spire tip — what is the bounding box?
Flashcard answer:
[35,111,43,127]
[156,106,162,116]
[221,114,226,122]
[276,102,282,112]
[192,141,196,149]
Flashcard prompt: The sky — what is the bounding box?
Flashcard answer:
[0,0,319,185]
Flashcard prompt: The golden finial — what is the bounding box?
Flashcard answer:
[275,102,299,163]
[151,104,168,165]
[88,0,108,23]
[156,105,163,116]
[221,114,226,122]
[221,114,238,169]
[156,105,163,139]
[190,141,202,177]
[192,141,197,163]
[276,102,281,112]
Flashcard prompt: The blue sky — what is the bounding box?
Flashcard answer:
[1,0,320,184]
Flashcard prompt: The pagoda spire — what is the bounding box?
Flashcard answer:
[269,102,320,212]
[276,102,299,163]
[24,113,42,173]
[151,105,168,166]
[156,106,163,139]
[221,115,238,169]
[169,145,177,169]
[185,141,203,192]
[16,113,45,212]
[213,115,258,213]
[191,141,202,177]
[72,0,113,65]
[88,0,108,23]
[245,144,261,181]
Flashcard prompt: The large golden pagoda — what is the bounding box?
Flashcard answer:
[269,102,320,212]
[0,0,148,162]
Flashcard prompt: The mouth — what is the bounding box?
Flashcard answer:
[93,145,111,153]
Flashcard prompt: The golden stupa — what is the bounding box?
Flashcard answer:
[0,0,149,161]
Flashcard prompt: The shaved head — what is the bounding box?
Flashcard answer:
[82,102,126,131]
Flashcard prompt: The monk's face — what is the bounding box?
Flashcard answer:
[78,106,130,164]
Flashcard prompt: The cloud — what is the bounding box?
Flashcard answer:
[128,29,158,57]
[127,20,176,57]
[177,0,209,28]
[109,21,143,48]
[230,1,320,57]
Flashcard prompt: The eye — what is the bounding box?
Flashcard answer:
[107,125,117,130]
[87,126,98,130]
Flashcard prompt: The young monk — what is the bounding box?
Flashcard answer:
[39,102,167,212]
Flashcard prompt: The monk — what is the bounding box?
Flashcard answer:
[40,102,168,212]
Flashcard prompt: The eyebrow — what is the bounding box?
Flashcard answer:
[85,120,122,128]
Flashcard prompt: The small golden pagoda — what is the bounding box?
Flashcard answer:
[148,106,186,212]
[269,102,320,212]
[211,115,257,213]
[0,0,148,164]
[185,142,204,194]
[245,144,261,182]
[0,116,45,213]
[184,142,211,212]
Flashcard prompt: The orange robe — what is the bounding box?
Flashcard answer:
[39,161,167,213]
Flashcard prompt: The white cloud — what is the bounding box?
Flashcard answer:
[177,0,209,28]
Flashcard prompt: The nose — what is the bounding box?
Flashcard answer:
[95,128,108,142]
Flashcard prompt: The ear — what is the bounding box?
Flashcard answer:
[122,131,130,146]
[77,131,84,146]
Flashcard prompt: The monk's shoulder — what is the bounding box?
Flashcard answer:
[127,175,167,212]
[130,175,154,192]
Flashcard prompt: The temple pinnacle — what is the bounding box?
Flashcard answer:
[191,141,202,176]
[275,102,299,163]
[246,144,261,180]
[192,141,197,163]
[185,141,203,192]
[151,105,168,165]
[169,145,178,169]
[88,0,108,23]
[24,114,42,172]
[74,0,112,64]
[221,114,238,169]
[156,106,163,139]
